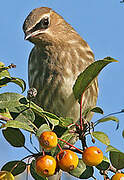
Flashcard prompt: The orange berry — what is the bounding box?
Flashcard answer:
[56,150,79,172]
[111,173,124,180]
[35,155,56,177]
[39,131,58,150]
[82,146,103,166]
[0,171,14,180]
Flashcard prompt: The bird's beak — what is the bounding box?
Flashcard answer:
[24,30,43,40]
[24,33,32,40]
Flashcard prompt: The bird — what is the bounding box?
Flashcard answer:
[23,7,98,123]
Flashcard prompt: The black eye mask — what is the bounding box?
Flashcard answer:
[32,17,50,32]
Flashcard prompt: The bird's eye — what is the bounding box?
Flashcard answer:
[41,18,49,28]
[33,17,49,32]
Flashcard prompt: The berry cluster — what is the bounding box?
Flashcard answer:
[35,131,103,177]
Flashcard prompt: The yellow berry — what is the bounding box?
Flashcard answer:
[35,155,56,177]
[39,131,58,150]
[82,146,103,166]
[56,150,79,172]
[111,173,124,180]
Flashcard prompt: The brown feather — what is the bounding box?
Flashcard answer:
[23,7,98,122]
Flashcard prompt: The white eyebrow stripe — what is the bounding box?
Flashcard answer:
[26,14,51,32]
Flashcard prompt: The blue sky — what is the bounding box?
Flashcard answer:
[0,0,124,179]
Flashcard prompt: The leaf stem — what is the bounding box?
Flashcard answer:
[63,147,83,154]
[58,138,83,153]
[30,134,39,153]
[23,145,34,155]
[11,155,33,174]
[80,93,84,131]
[27,119,38,132]
[57,143,63,151]
[94,110,123,126]
[42,150,45,156]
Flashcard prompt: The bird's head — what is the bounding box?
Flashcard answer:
[23,7,76,45]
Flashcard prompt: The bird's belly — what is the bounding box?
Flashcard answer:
[29,66,80,121]
[28,46,98,122]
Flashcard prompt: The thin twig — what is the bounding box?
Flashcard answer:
[80,93,84,131]
[23,145,34,155]
[58,138,83,153]
[94,110,124,126]
[30,133,39,153]
[63,147,83,154]
[57,143,63,151]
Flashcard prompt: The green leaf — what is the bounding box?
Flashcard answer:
[30,101,46,127]
[10,78,26,93]
[0,77,11,87]
[36,124,51,138]
[30,101,44,114]
[42,111,60,127]
[82,106,104,119]
[0,93,28,109]
[73,57,117,102]
[2,127,25,147]
[96,156,110,170]
[0,77,26,92]
[69,159,94,179]
[30,160,47,180]
[92,131,110,146]
[0,108,12,119]
[31,102,59,127]
[110,151,124,170]
[0,62,10,79]
[0,63,26,91]
[0,62,7,68]
[106,145,121,153]
[59,117,74,127]
[91,107,104,114]
[30,101,60,128]
[54,124,67,137]
[1,161,26,176]
[4,121,35,133]
[106,145,124,170]
[10,106,35,124]
[96,116,119,125]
